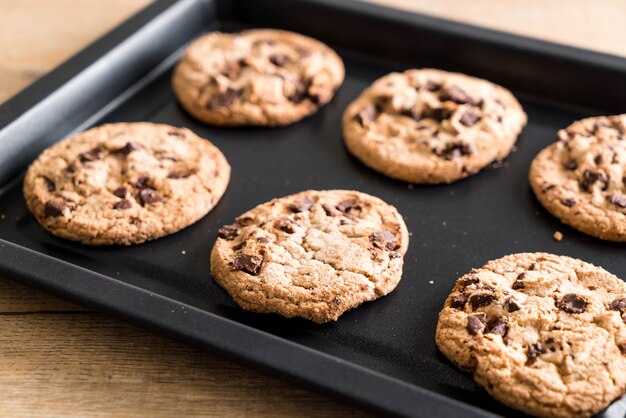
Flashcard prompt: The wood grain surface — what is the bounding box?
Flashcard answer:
[0,0,624,416]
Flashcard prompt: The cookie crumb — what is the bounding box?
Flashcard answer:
[0,213,5,220]
[181,250,187,255]
[428,280,434,285]
[553,231,563,241]
[407,184,414,190]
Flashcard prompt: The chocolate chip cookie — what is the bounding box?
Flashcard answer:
[23,122,230,245]
[342,69,527,184]
[172,29,344,126]
[210,190,408,323]
[530,114,626,241]
[436,252,626,418]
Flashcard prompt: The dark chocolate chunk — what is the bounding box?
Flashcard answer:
[275,217,296,233]
[288,80,307,103]
[370,230,398,251]
[232,253,263,275]
[469,293,496,310]
[389,252,401,259]
[135,175,150,189]
[460,276,480,289]
[424,80,440,92]
[289,196,314,213]
[44,198,68,217]
[167,167,198,179]
[269,54,288,67]
[232,242,245,251]
[505,297,521,312]
[322,203,335,216]
[512,273,526,289]
[563,160,578,170]
[436,141,474,160]
[424,106,453,122]
[581,169,608,191]
[527,342,546,360]
[43,177,56,192]
[594,154,603,165]
[139,188,160,205]
[118,142,142,155]
[485,317,508,337]
[618,343,626,355]
[257,237,270,244]
[336,199,358,213]
[67,162,78,173]
[440,86,477,105]
[610,194,626,208]
[130,217,141,225]
[79,147,103,162]
[355,104,378,127]
[557,293,588,314]
[167,129,184,137]
[609,297,626,312]
[113,187,127,198]
[459,108,480,126]
[217,223,241,240]
[560,198,576,207]
[449,293,468,310]
[113,199,132,210]
[206,88,239,108]
[467,313,487,335]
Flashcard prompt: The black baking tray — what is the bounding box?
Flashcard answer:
[1,0,625,416]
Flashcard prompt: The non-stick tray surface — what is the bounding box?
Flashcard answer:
[1,1,625,417]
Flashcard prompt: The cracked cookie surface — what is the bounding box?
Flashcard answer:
[342,68,526,184]
[172,29,344,126]
[210,190,408,323]
[23,122,230,245]
[436,252,626,418]
[530,114,626,241]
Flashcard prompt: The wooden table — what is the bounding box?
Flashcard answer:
[1,1,624,416]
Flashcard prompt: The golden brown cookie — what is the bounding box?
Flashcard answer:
[172,29,344,126]
[210,190,408,323]
[436,252,626,418]
[342,69,527,184]
[530,114,626,241]
[23,122,230,245]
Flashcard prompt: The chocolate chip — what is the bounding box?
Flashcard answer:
[269,54,288,67]
[217,223,241,240]
[336,199,358,213]
[139,188,160,205]
[560,198,576,207]
[67,162,78,173]
[557,293,588,314]
[467,313,486,335]
[505,297,521,312]
[207,88,239,108]
[609,297,626,312]
[610,194,626,208]
[118,142,142,155]
[594,154,603,165]
[527,342,546,360]
[44,198,68,217]
[113,199,132,210]
[440,86,477,106]
[450,293,467,310]
[43,177,56,192]
[460,276,480,289]
[232,242,245,251]
[288,80,307,103]
[167,129,184,137]
[257,237,270,244]
[512,273,526,289]
[485,317,508,337]
[79,147,103,162]
[618,343,626,355]
[232,253,263,275]
[459,108,480,126]
[355,104,378,127]
[436,141,474,160]
[469,293,496,310]
[168,167,198,179]
[275,217,296,233]
[581,169,608,192]
[289,196,314,213]
[370,230,399,251]
[322,203,335,216]
[135,175,150,190]
[130,217,141,225]
[424,106,453,122]
[563,160,578,170]
[424,80,440,92]
[113,187,127,198]
[389,252,401,259]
